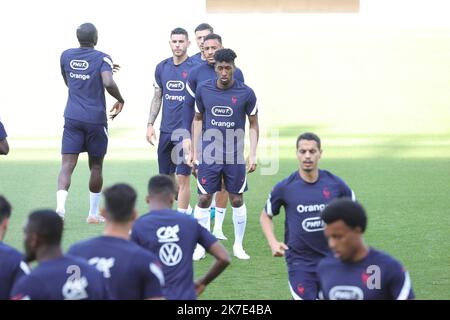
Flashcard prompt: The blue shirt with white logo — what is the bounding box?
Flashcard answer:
[264,170,355,272]
[68,236,164,300]
[182,63,245,132]
[10,255,108,300]
[318,248,415,300]
[131,209,217,300]
[154,57,197,133]
[195,79,257,163]
[60,47,113,125]
[0,242,30,300]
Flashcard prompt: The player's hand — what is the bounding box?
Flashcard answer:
[247,155,257,173]
[146,125,157,146]
[182,138,192,157]
[113,64,121,73]
[270,241,288,257]
[109,101,124,120]
[191,159,199,178]
[194,280,206,297]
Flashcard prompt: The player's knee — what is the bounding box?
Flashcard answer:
[198,194,213,208]
[230,197,243,208]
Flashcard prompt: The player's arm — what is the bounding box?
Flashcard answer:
[60,55,68,87]
[260,209,288,257]
[247,114,259,173]
[146,87,163,146]
[181,81,196,156]
[101,71,125,120]
[195,241,231,297]
[61,67,68,86]
[190,112,203,168]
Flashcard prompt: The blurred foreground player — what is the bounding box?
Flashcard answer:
[318,198,415,300]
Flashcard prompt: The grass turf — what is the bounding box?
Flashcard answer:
[1,133,449,299]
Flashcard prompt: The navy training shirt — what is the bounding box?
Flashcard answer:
[0,242,30,300]
[60,47,113,125]
[154,57,198,133]
[195,79,257,164]
[10,255,108,300]
[318,248,415,300]
[131,209,217,300]
[182,63,245,132]
[264,170,355,272]
[68,236,164,300]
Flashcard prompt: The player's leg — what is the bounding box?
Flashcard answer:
[87,155,104,223]
[57,154,79,218]
[57,118,84,219]
[288,269,320,300]
[223,164,249,259]
[85,122,108,224]
[0,121,9,155]
[212,180,229,240]
[192,164,221,260]
[176,171,192,214]
[157,133,175,175]
[174,136,193,214]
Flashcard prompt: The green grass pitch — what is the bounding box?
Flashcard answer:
[0,129,449,299]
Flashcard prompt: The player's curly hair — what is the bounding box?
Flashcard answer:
[321,198,367,232]
[214,48,237,64]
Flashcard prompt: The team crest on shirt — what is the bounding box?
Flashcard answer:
[361,271,370,286]
[322,187,331,199]
[231,96,238,105]
[182,71,188,79]
[297,284,305,296]
[201,177,207,185]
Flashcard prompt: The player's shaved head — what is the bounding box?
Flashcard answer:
[24,210,63,263]
[77,22,98,47]
[321,198,367,232]
[103,183,137,223]
[147,175,177,201]
[26,210,63,246]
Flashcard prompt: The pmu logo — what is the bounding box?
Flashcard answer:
[70,60,89,70]
[329,286,364,300]
[212,106,233,117]
[166,80,184,91]
[301,217,325,232]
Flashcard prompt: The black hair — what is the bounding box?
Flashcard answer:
[296,132,321,150]
[214,48,237,64]
[195,23,214,33]
[27,210,63,246]
[103,183,137,223]
[204,33,222,44]
[0,195,12,224]
[148,175,177,199]
[171,27,189,40]
[77,22,98,46]
[321,198,367,232]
